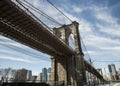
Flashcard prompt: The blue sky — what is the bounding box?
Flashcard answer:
[0,0,120,75]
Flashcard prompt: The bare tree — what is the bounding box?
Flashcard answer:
[10,69,17,81]
[0,68,17,83]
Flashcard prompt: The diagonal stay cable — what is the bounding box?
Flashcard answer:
[22,0,62,25]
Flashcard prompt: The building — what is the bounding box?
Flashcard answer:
[108,64,118,81]
[36,73,42,82]
[108,64,117,75]
[118,68,120,80]
[42,68,47,82]
[14,68,28,82]
[27,70,32,80]
[47,67,51,82]
[47,68,51,73]
[31,75,37,82]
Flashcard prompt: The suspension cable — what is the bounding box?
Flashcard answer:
[80,36,92,63]
[22,0,62,25]
[47,0,73,22]
[16,0,54,33]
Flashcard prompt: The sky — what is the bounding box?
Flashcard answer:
[0,0,120,75]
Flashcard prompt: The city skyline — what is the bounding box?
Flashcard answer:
[1,64,120,83]
[1,64,120,77]
[0,0,120,75]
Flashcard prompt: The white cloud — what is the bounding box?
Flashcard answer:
[96,23,120,37]
[96,12,117,24]
[72,5,83,13]
[77,5,120,57]
[102,46,120,51]
[84,35,120,47]
[83,50,98,55]
[0,55,34,63]
[79,19,94,38]
[0,35,29,49]
[92,6,120,37]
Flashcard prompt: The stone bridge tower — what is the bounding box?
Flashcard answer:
[51,21,86,86]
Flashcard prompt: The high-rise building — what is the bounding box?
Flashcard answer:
[42,68,47,82]
[108,64,118,80]
[27,70,32,80]
[47,68,51,73]
[47,67,51,81]
[108,64,117,75]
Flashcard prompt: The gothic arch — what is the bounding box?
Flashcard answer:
[53,21,83,54]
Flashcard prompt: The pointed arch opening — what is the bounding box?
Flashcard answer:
[68,34,75,50]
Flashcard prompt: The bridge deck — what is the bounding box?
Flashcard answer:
[0,0,73,56]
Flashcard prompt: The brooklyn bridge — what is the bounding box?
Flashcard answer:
[0,0,107,86]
